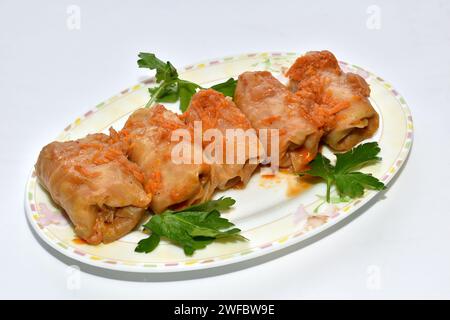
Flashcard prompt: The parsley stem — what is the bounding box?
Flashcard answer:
[326,180,331,203]
[145,81,166,108]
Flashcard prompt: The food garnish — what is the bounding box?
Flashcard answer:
[135,197,246,255]
[138,53,237,111]
[301,142,385,202]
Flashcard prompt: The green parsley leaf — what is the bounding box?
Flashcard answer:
[135,233,160,253]
[148,81,179,103]
[210,78,238,98]
[138,52,178,82]
[302,153,335,202]
[135,197,246,256]
[302,142,385,202]
[335,172,385,198]
[178,80,201,112]
[305,153,334,180]
[335,142,381,173]
[179,196,236,213]
[137,53,237,111]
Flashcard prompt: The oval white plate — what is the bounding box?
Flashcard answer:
[25,52,413,273]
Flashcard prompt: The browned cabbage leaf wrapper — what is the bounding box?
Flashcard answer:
[286,50,379,151]
[182,89,263,190]
[234,71,322,172]
[122,105,213,214]
[35,133,151,244]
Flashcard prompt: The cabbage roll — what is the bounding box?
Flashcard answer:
[35,133,151,244]
[286,50,379,151]
[234,71,322,172]
[122,105,213,214]
[182,89,262,189]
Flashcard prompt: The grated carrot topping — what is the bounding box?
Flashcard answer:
[261,115,281,125]
[144,171,162,194]
[74,165,101,178]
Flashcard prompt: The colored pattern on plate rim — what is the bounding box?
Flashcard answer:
[25,52,413,272]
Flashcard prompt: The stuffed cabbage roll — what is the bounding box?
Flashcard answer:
[182,89,262,190]
[234,71,322,172]
[122,105,213,214]
[35,133,151,244]
[286,50,379,151]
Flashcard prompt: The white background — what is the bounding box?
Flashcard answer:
[1,0,449,299]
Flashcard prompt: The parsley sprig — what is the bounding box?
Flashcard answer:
[135,197,246,256]
[138,53,237,112]
[301,142,386,202]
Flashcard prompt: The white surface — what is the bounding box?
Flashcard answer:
[1,0,449,299]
